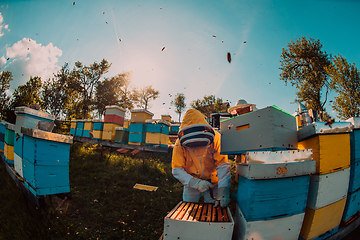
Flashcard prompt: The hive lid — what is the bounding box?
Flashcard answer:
[15,106,55,121]
[105,105,126,112]
[346,117,360,129]
[241,149,313,165]
[131,108,154,116]
[21,126,73,144]
[298,121,353,141]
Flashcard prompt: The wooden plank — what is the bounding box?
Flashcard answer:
[211,204,216,222]
[200,204,208,222]
[188,203,198,221]
[194,203,203,221]
[222,208,229,222]
[206,203,212,222]
[217,206,223,222]
[169,202,186,219]
[175,202,190,220]
[182,203,194,221]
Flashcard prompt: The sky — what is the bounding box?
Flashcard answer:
[0,0,360,121]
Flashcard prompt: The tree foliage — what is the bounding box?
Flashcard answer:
[326,54,360,119]
[279,36,332,117]
[72,59,111,118]
[190,95,228,118]
[171,93,186,122]
[0,70,13,120]
[137,85,159,110]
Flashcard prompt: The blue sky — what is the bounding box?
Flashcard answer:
[1,0,359,120]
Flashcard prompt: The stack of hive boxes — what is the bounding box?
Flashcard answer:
[70,120,77,136]
[75,120,84,138]
[221,106,316,240]
[297,121,352,240]
[342,117,360,223]
[4,122,14,164]
[128,109,153,146]
[14,107,55,177]
[82,120,93,139]
[145,119,170,148]
[91,119,104,140]
[0,120,5,155]
[102,105,126,141]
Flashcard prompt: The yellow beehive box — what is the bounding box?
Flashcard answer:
[298,133,350,174]
[299,197,347,240]
[4,143,14,161]
[92,130,102,139]
[123,119,130,129]
[70,120,77,129]
[130,109,154,123]
[161,114,172,122]
[128,142,143,146]
[103,123,121,132]
[102,131,115,141]
[84,120,93,130]
[145,133,169,146]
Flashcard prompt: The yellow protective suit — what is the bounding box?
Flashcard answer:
[172,109,230,204]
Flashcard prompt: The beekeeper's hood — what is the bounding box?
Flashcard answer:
[178,109,215,148]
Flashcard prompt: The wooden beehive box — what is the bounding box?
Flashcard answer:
[21,127,73,196]
[92,120,104,131]
[114,127,129,144]
[128,123,146,145]
[14,132,24,177]
[102,122,122,141]
[342,187,360,223]
[299,198,346,240]
[0,120,5,154]
[145,133,168,148]
[4,123,15,164]
[105,105,126,117]
[220,106,298,155]
[146,119,170,135]
[82,120,94,138]
[306,168,350,210]
[298,122,352,174]
[346,117,360,193]
[161,114,171,123]
[236,150,315,221]
[233,203,305,240]
[163,201,234,240]
[75,121,84,137]
[14,106,55,134]
[130,109,153,123]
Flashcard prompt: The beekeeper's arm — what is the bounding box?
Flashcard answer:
[213,132,231,208]
[172,142,212,192]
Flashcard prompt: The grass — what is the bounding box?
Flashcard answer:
[0,143,238,240]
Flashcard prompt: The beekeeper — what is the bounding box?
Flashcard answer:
[172,109,231,208]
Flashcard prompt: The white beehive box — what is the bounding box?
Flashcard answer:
[233,203,305,240]
[15,106,55,134]
[163,201,234,240]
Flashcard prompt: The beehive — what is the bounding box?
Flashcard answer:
[169,124,180,135]
[342,187,360,223]
[233,150,315,239]
[233,203,305,240]
[298,122,352,174]
[130,109,153,123]
[75,121,84,137]
[21,127,73,196]
[306,168,350,210]
[114,127,129,144]
[163,201,234,240]
[92,120,104,131]
[346,117,360,193]
[4,123,15,164]
[0,120,5,154]
[299,198,346,240]
[14,132,24,177]
[128,123,146,145]
[82,120,94,138]
[70,120,77,136]
[14,106,55,133]
[102,122,122,141]
[161,114,171,122]
[220,106,298,154]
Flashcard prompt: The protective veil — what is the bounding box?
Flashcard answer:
[172,109,231,206]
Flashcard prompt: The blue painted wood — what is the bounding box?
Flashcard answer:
[129,132,145,143]
[22,135,70,165]
[4,128,14,146]
[170,125,179,134]
[25,181,70,197]
[75,128,83,137]
[82,130,92,138]
[129,123,146,133]
[70,128,76,135]
[93,122,104,131]
[14,134,23,157]
[349,130,360,192]
[342,188,360,222]
[146,123,170,134]
[236,175,310,221]
[77,121,84,129]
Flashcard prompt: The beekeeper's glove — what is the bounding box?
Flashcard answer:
[214,187,230,208]
[188,178,213,192]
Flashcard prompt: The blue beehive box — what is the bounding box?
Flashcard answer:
[346,118,360,193]
[235,150,315,221]
[0,120,5,153]
[21,127,73,196]
[145,119,170,135]
[169,124,180,135]
[129,123,146,133]
[93,120,104,131]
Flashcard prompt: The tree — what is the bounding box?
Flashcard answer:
[0,70,13,120]
[171,93,186,122]
[41,63,79,120]
[325,54,360,119]
[190,95,228,118]
[137,85,159,110]
[279,36,332,119]
[72,59,112,118]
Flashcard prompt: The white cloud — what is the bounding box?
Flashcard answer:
[1,38,62,91]
[0,12,9,37]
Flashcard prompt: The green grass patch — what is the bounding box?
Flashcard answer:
[0,143,237,239]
